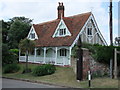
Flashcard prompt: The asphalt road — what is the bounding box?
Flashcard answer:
[2,78,62,88]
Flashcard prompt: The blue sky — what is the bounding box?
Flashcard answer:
[0,0,119,45]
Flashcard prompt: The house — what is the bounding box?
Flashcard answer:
[19,2,107,66]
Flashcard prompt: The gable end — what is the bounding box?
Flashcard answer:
[52,19,71,37]
[27,25,38,40]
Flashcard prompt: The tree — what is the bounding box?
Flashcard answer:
[1,20,10,43]
[8,17,32,49]
[19,38,35,73]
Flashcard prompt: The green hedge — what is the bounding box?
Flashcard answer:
[3,64,20,73]
[32,64,56,76]
[82,43,120,66]
[72,43,120,66]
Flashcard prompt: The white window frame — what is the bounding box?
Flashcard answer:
[60,49,67,57]
[59,28,66,36]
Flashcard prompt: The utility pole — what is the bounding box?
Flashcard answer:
[109,0,113,78]
[109,0,113,46]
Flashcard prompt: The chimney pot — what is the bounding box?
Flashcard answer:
[59,2,60,6]
[61,2,63,6]
[57,2,65,19]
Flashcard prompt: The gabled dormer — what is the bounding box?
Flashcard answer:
[27,25,38,40]
[52,19,71,37]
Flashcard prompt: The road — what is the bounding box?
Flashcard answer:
[2,78,62,88]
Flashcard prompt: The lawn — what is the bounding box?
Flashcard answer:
[2,63,119,88]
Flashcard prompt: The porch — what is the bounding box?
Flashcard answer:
[19,47,72,66]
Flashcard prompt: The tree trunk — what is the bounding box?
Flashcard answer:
[26,50,29,73]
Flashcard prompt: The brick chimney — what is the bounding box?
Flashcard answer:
[57,2,65,19]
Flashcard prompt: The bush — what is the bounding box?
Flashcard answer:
[33,64,56,76]
[2,44,18,66]
[3,64,20,73]
[9,49,19,62]
[9,49,19,55]
[91,70,103,78]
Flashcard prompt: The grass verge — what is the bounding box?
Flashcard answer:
[2,63,118,88]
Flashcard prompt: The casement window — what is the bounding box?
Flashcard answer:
[60,49,67,56]
[37,49,41,55]
[87,27,92,36]
[59,28,66,36]
[30,33,35,39]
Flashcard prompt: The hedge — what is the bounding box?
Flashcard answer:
[72,43,120,66]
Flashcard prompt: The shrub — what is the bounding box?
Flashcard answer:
[3,64,20,73]
[91,70,103,78]
[9,49,19,55]
[33,64,56,76]
[9,49,19,62]
[44,64,56,74]
[2,44,18,66]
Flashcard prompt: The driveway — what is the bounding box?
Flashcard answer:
[2,78,63,88]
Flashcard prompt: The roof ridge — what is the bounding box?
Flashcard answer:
[67,12,91,18]
[35,19,59,25]
[34,12,91,25]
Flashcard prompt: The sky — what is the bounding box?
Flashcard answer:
[0,0,119,45]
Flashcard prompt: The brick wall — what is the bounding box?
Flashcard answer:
[71,48,109,80]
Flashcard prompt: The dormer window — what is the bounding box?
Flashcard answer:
[27,26,38,40]
[30,33,35,39]
[59,28,66,35]
[52,19,71,37]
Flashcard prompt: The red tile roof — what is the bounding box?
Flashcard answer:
[34,12,91,47]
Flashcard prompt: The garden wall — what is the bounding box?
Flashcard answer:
[71,48,109,80]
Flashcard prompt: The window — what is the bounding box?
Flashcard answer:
[30,33,35,39]
[59,28,66,36]
[87,27,92,36]
[60,49,67,56]
[63,28,66,35]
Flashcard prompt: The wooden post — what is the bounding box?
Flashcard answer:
[88,71,91,88]
[110,59,113,78]
[44,47,46,64]
[69,47,71,66]
[114,48,117,79]
[55,47,57,65]
[34,48,37,63]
